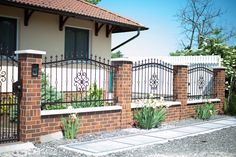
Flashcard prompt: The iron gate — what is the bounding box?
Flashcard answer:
[0,50,20,143]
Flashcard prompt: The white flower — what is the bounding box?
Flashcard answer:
[160,97,164,102]
[67,105,73,110]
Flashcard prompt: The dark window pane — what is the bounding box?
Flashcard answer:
[65,27,89,60]
[0,17,17,54]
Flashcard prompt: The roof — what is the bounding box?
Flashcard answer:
[0,0,148,33]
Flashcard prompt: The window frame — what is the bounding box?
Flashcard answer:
[64,25,91,60]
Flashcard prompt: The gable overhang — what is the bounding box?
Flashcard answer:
[0,1,149,33]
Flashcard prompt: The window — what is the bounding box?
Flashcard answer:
[65,27,89,59]
[0,17,17,54]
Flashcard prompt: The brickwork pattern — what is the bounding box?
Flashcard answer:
[112,61,133,128]
[173,65,188,119]
[213,68,225,114]
[19,54,42,143]
[41,110,121,136]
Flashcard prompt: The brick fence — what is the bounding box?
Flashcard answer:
[16,50,225,143]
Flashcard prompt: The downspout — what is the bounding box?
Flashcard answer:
[111,29,140,51]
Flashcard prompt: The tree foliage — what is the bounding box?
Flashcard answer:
[111,51,124,58]
[85,0,101,5]
[177,0,234,50]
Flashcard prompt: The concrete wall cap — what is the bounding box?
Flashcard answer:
[111,58,133,62]
[172,63,189,66]
[213,66,226,70]
[15,49,46,55]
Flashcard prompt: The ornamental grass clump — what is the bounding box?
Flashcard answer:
[133,96,168,129]
[195,102,216,120]
[61,107,80,139]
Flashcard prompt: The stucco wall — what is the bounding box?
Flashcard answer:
[0,5,111,59]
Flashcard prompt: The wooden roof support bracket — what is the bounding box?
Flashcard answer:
[95,22,104,36]
[24,9,34,26]
[106,25,116,38]
[59,15,69,31]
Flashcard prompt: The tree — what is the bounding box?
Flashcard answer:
[85,0,101,5]
[177,0,223,50]
[111,51,124,58]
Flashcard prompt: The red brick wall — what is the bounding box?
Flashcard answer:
[213,68,225,114]
[173,65,188,119]
[19,54,42,143]
[41,110,121,136]
[112,61,132,128]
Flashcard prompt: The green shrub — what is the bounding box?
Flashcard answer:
[72,83,104,108]
[195,102,216,120]
[61,114,80,139]
[41,72,64,110]
[134,106,166,129]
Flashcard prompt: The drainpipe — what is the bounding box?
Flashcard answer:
[111,29,140,51]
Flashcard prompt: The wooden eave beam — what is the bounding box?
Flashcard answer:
[24,9,34,26]
[95,22,104,36]
[59,15,69,31]
[106,25,116,38]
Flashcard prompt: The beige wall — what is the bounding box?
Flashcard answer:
[0,5,111,59]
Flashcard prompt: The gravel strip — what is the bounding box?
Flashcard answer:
[0,115,235,157]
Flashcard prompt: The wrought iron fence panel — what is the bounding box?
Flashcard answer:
[188,64,214,100]
[42,54,116,110]
[132,58,174,101]
[0,48,19,143]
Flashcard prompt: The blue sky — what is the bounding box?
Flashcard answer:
[98,0,236,57]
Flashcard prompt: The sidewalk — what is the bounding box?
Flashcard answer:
[60,117,236,156]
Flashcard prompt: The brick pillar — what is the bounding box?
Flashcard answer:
[15,50,46,143]
[112,59,132,128]
[173,65,188,119]
[213,67,225,114]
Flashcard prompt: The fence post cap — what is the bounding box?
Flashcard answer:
[172,63,189,66]
[15,49,46,55]
[213,66,226,70]
[111,58,133,63]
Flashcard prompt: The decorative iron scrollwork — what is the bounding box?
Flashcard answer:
[0,70,6,86]
[149,74,159,90]
[198,75,205,89]
[74,71,89,91]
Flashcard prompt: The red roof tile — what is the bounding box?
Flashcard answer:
[1,0,148,32]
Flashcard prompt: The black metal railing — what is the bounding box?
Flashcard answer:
[132,59,174,101]
[0,49,19,143]
[188,64,215,100]
[41,54,116,110]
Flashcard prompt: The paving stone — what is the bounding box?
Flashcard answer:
[112,135,165,145]
[65,140,132,153]
[195,123,226,129]
[172,126,209,133]
[145,130,189,139]
[212,120,236,125]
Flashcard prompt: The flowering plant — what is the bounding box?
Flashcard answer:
[133,95,168,129]
[61,106,80,139]
[195,102,216,120]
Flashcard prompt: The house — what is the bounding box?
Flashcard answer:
[0,0,148,59]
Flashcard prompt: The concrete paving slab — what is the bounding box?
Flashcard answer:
[172,126,209,133]
[145,130,190,139]
[64,140,131,154]
[195,123,226,129]
[0,142,35,153]
[112,135,164,145]
[212,120,236,125]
